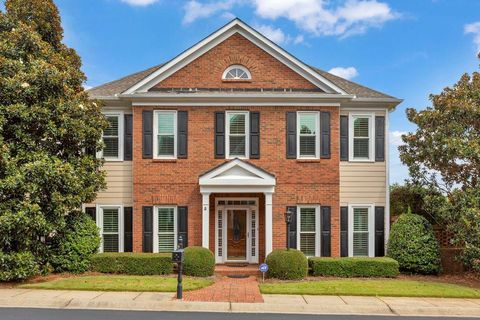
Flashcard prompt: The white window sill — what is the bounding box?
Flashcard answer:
[103,158,124,162]
[348,158,375,163]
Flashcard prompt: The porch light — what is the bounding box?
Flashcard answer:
[285,209,294,250]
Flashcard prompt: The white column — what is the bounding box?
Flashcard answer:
[202,193,210,249]
[265,192,273,256]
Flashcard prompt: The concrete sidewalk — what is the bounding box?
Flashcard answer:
[1,289,480,317]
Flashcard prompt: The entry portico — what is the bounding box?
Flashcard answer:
[199,159,276,263]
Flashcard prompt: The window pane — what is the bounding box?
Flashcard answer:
[104,116,119,136]
[229,114,246,134]
[300,208,316,232]
[103,209,119,233]
[157,113,174,134]
[354,208,369,232]
[300,233,316,256]
[157,135,174,156]
[353,233,369,256]
[353,208,369,256]
[158,208,174,233]
[229,136,246,156]
[103,234,119,252]
[300,136,316,156]
[353,138,369,158]
[159,234,175,253]
[299,114,317,134]
[103,137,119,157]
[354,117,369,137]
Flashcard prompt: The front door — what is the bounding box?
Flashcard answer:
[227,209,247,261]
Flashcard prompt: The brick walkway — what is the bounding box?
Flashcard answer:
[182,276,263,303]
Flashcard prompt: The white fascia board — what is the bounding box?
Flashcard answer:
[123,19,347,95]
[199,159,276,186]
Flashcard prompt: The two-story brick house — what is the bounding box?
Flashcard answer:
[86,19,401,264]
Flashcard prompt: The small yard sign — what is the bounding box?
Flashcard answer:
[259,263,268,282]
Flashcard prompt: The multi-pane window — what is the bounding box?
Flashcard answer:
[102,115,122,160]
[156,207,176,253]
[222,65,251,80]
[101,207,120,252]
[298,112,319,158]
[298,207,318,257]
[226,111,248,158]
[353,207,369,256]
[154,111,176,158]
[351,115,372,160]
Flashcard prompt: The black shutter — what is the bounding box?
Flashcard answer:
[215,112,225,159]
[85,207,96,221]
[320,112,331,159]
[124,114,133,161]
[287,206,297,249]
[340,206,348,257]
[142,206,153,252]
[124,207,133,252]
[177,111,188,159]
[340,115,349,161]
[142,110,153,159]
[286,112,297,159]
[321,206,331,257]
[375,116,385,162]
[178,206,188,248]
[250,112,260,159]
[375,206,385,257]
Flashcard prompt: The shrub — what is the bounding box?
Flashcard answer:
[91,253,173,275]
[50,213,101,273]
[266,249,308,280]
[309,257,399,277]
[183,247,215,277]
[0,251,39,282]
[387,212,441,274]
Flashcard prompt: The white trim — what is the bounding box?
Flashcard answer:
[202,193,210,249]
[348,204,375,257]
[222,65,251,80]
[96,204,124,253]
[265,192,273,256]
[225,111,249,159]
[153,110,177,159]
[296,111,320,159]
[296,205,321,257]
[385,109,391,251]
[131,101,343,107]
[123,19,346,95]
[100,112,124,162]
[153,206,178,253]
[348,112,375,162]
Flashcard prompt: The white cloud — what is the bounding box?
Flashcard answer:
[254,24,304,45]
[183,0,237,25]
[390,130,407,147]
[328,66,358,80]
[465,21,480,53]
[120,0,160,6]
[293,34,304,44]
[83,84,93,90]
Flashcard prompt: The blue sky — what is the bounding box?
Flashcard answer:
[52,0,480,183]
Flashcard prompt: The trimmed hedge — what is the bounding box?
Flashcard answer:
[266,249,308,280]
[90,253,173,275]
[309,257,400,278]
[183,247,215,277]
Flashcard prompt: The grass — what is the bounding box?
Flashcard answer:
[260,279,480,298]
[20,275,213,292]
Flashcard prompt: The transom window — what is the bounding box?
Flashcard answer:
[102,113,123,161]
[226,111,249,158]
[154,206,177,253]
[297,112,319,158]
[297,206,320,257]
[349,205,374,257]
[98,205,123,253]
[349,114,374,161]
[222,65,251,80]
[154,111,177,159]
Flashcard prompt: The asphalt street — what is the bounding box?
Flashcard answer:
[0,308,478,320]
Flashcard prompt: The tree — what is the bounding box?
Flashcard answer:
[0,0,106,278]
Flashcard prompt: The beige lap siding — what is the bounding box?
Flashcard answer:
[94,162,133,206]
[340,161,386,206]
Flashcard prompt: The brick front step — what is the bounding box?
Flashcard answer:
[215,264,261,277]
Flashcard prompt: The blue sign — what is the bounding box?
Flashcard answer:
[259,263,269,273]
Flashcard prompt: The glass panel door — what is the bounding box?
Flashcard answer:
[227,209,247,261]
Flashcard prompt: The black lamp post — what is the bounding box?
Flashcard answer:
[285,209,293,250]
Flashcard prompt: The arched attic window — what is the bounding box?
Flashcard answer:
[222,65,251,80]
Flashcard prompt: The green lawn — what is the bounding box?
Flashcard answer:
[260,279,480,298]
[20,275,213,292]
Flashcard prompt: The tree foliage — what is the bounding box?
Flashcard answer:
[0,0,106,278]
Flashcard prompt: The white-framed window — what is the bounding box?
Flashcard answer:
[154,110,177,159]
[297,205,320,257]
[349,113,374,161]
[222,65,251,80]
[226,111,249,159]
[153,206,177,253]
[97,205,124,253]
[348,204,375,257]
[101,112,124,161]
[297,112,320,159]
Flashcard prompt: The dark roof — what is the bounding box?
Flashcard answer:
[88,63,395,100]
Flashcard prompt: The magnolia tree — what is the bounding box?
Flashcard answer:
[0,0,106,279]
